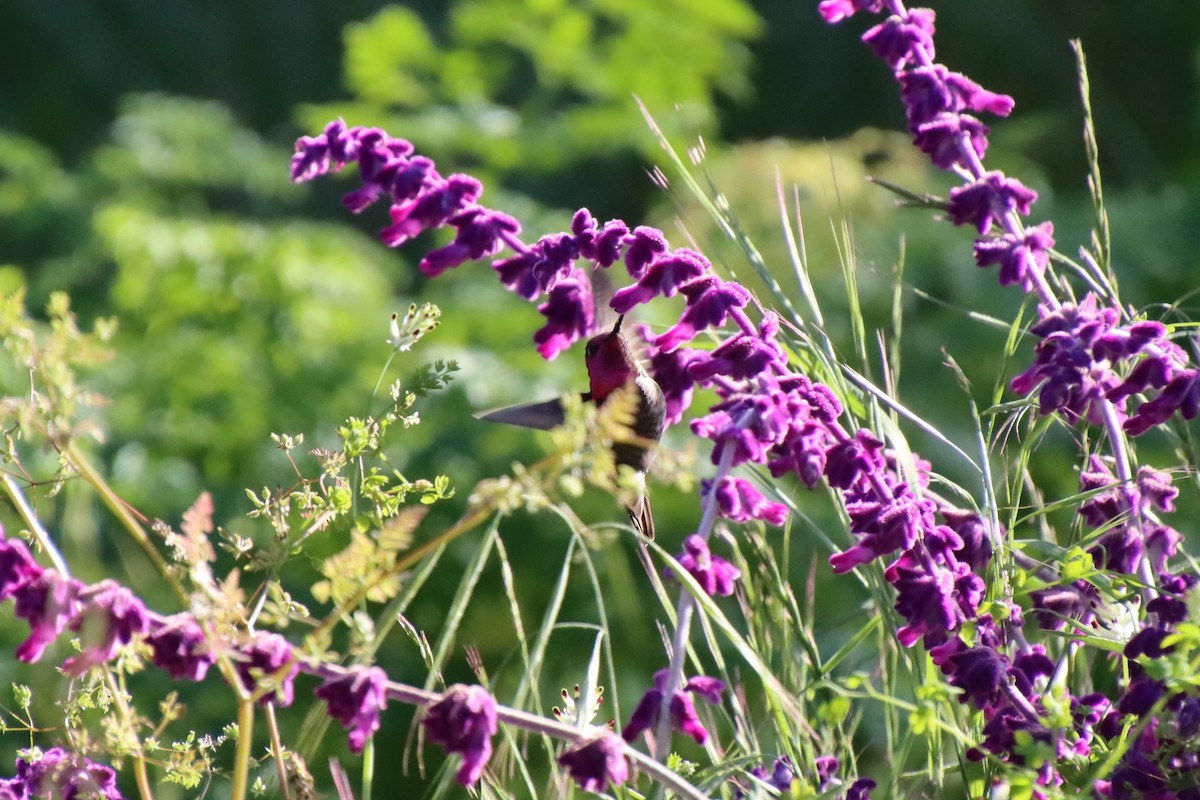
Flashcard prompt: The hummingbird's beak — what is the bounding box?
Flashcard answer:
[611,314,625,337]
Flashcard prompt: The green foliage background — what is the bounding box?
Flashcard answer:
[2,0,1200,796]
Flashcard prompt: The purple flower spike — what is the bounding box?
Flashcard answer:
[670,534,741,597]
[669,690,710,744]
[62,580,149,676]
[640,333,703,426]
[534,271,594,360]
[13,571,82,663]
[146,614,214,682]
[6,748,125,800]
[0,536,44,601]
[315,667,389,754]
[421,684,498,786]
[947,171,1038,234]
[621,686,665,743]
[557,730,629,793]
[236,632,299,707]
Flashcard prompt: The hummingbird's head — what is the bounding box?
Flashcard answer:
[584,315,638,400]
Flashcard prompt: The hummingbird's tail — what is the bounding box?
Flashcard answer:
[626,494,655,540]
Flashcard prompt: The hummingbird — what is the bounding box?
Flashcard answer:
[474,315,666,539]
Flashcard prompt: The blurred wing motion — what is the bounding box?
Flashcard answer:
[473,396,579,431]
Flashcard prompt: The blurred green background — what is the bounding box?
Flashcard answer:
[2,0,1199,796]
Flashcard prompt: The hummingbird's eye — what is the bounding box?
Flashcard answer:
[585,343,598,358]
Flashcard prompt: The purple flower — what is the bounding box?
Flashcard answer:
[62,580,149,676]
[973,221,1055,292]
[654,277,751,353]
[236,632,299,707]
[912,112,990,170]
[146,614,214,682]
[668,534,741,597]
[315,667,389,754]
[534,271,594,360]
[572,209,629,269]
[611,248,710,314]
[419,208,520,277]
[706,476,788,526]
[421,684,498,786]
[5,747,124,800]
[687,317,786,383]
[899,65,1014,128]
[0,536,44,601]
[861,8,936,70]
[492,253,541,300]
[622,670,725,745]
[847,777,878,800]
[946,171,1038,234]
[379,174,483,248]
[556,730,629,793]
[622,226,669,279]
[817,0,883,24]
[639,329,702,426]
[942,643,1008,708]
[13,571,82,663]
[888,560,959,647]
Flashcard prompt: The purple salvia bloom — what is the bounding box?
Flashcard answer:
[1010,295,1126,426]
[621,686,664,743]
[379,174,483,248]
[687,327,786,384]
[622,670,724,745]
[236,631,299,707]
[899,65,1014,128]
[315,666,389,754]
[814,755,838,789]
[622,226,669,280]
[912,111,990,170]
[946,171,1038,234]
[973,221,1055,292]
[669,534,740,597]
[817,0,883,24]
[888,560,958,647]
[1117,676,1165,717]
[823,428,883,490]
[62,580,149,676]
[943,643,1008,708]
[571,209,630,269]
[846,777,878,800]
[13,571,82,663]
[861,8,936,70]
[669,690,710,744]
[940,507,993,575]
[491,253,541,300]
[421,684,498,786]
[534,271,594,360]
[146,614,214,682]
[390,156,437,202]
[530,232,581,291]
[0,536,44,602]
[1124,368,1200,436]
[419,208,520,277]
[706,476,788,526]
[6,748,124,800]
[1124,626,1171,660]
[611,248,710,314]
[654,276,752,353]
[1145,524,1183,575]
[637,328,702,426]
[556,730,629,793]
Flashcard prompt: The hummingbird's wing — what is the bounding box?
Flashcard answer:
[473,397,571,431]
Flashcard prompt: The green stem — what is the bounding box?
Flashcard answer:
[231,699,255,800]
